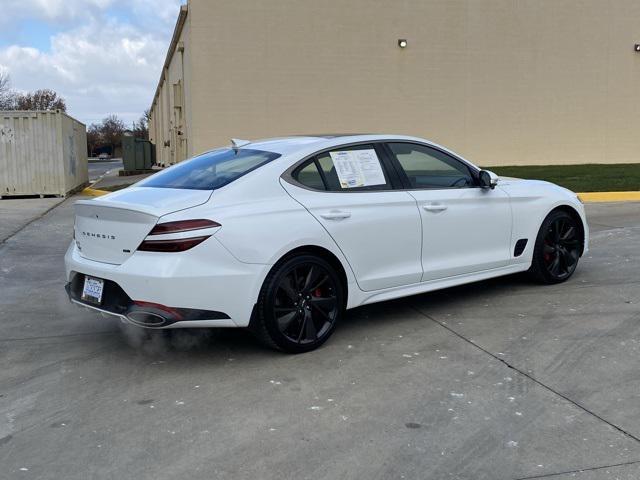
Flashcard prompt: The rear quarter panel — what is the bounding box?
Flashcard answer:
[158,168,358,290]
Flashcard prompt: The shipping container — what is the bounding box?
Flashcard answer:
[0,110,88,197]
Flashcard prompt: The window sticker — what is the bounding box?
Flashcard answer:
[329,149,386,189]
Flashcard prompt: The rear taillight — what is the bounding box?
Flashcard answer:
[148,219,220,235]
[138,236,210,252]
[138,219,220,253]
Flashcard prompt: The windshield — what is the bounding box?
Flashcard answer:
[140,148,281,190]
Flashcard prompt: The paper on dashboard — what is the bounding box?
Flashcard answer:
[329,149,386,188]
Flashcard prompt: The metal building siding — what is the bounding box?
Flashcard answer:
[0,110,88,196]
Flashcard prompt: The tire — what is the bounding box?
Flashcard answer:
[252,254,344,353]
[529,210,582,284]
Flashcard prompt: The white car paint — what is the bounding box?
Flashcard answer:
[281,185,423,291]
[65,134,588,329]
[407,186,512,281]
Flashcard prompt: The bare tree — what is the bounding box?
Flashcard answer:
[0,71,9,96]
[15,89,66,112]
[100,115,126,156]
[0,71,16,110]
[132,108,150,140]
[86,123,102,157]
[0,75,67,112]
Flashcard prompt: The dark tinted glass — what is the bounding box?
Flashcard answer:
[141,148,280,190]
[316,155,342,190]
[295,161,326,190]
[388,143,474,189]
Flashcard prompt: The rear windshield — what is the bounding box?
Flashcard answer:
[140,148,281,190]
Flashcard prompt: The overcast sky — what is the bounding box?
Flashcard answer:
[0,0,184,127]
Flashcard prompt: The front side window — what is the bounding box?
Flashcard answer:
[387,143,475,189]
[140,148,281,190]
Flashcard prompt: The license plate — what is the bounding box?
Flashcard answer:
[81,276,104,305]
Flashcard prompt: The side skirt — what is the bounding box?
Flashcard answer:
[348,263,531,308]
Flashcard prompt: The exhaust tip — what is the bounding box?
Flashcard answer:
[127,310,168,327]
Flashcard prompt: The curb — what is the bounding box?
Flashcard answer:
[577,192,640,203]
[82,187,110,197]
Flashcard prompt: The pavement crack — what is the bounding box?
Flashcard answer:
[514,459,640,479]
[409,305,640,445]
[588,222,625,230]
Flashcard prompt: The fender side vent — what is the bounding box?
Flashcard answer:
[514,239,528,257]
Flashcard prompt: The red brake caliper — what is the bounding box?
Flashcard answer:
[544,241,552,262]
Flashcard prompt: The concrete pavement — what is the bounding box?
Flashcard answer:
[0,199,639,479]
[88,159,123,182]
[0,197,64,243]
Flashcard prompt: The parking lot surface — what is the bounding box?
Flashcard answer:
[88,159,123,182]
[0,198,63,244]
[0,199,638,480]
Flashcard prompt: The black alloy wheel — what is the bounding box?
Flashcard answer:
[530,210,582,284]
[254,255,343,353]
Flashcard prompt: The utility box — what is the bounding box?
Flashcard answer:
[0,110,88,197]
[122,135,155,173]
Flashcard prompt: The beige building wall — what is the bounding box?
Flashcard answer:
[152,0,640,167]
[149,5,192,166]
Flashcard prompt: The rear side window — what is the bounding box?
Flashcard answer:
[316,155,341,190]
[295,161,326,190]
[293,145,392,192]
[140,148,281,190]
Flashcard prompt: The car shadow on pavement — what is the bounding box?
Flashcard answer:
[110,272,536,361]
[341,273,535,326]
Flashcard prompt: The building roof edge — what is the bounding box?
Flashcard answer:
[150,4,188,111]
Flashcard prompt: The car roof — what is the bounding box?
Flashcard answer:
[239,134,434,156]
[197,134,481,174]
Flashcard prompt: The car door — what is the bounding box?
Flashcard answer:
[281,143,423,292]
[385,142,512,282]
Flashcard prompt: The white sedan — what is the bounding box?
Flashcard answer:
[65,135,588,352]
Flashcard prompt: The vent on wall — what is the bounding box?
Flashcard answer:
[173,81,183,108]
[514,239,528,257]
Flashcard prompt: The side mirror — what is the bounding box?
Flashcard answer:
[479,170,499,190]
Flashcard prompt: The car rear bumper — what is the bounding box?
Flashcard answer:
[65,274,233,328]
[64,238,271,328]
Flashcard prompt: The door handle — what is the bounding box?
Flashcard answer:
[320,210,352,220]
[423,203,448,212]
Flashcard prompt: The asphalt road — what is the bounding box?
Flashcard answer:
[0,199,639,480]
[88,159,123,182]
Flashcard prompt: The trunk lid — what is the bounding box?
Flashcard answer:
[74,187,212,265]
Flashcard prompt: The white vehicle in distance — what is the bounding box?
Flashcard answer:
[65,135,588,353]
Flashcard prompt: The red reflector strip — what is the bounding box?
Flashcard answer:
[133,301,184,320]
[137,235,210,252]
[149,219,220,235]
